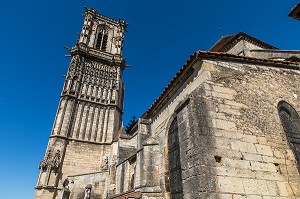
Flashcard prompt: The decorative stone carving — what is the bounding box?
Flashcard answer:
[84,60,117,88]
[68,55,81,79]
[84,184,92,199]
[85,14,93,22]
[62,178,69,188]
[101,156,109,171]
[51,150,61,171]
[38,148,61,172]
[77,59,119,103]
[39,148,52,171]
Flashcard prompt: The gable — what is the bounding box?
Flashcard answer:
[209,32,278,53]
[227,40,264,55]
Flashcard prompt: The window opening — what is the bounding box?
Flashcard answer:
[278,101,300,172]
[168,118,183,198]
[95,29,108,51]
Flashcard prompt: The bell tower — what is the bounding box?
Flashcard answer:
[35,7,127,199]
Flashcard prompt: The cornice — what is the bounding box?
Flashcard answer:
[49,135,113,145]
[71,43,125,69]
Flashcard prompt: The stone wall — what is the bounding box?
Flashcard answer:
[67,172,108,199]
[194,60,300,198]
[177,86,216,198]
[62,141,110,178]
[35,189,58,199]
[150,60,300,198]
[227,40,263,55]
[150,61,212,198]
[114,123,162,197]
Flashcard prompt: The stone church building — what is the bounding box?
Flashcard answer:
[35,7,300,199]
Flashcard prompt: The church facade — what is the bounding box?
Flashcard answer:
[35,8,300,199]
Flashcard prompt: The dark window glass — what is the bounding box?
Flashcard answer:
[168,119,183,198]
[279,102,300,172]
[101,34,108,51]
[95,30,108,51]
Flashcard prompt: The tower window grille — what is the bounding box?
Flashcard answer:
[96,29,108,51]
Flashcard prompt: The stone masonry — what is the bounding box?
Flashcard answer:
[35,8,300,199]
[35,8,127,199]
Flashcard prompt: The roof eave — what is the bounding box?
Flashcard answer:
[288,4,300,21]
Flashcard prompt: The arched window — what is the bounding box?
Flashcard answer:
[278,101,300,172]
[95,29,108,51]
[168,118,183,198]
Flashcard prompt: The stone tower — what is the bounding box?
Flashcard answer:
[35,7,127,199]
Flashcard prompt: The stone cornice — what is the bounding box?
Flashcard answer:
[71,43,125,69]
[67,171,106,177]
[49,135,113,145]
[35,185,62,190]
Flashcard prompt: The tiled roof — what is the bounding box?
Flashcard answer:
[142,50,299,119]
[285,56,300,62]
[113,126,127,142]
[288,3,300,20]
[209,34,236,52]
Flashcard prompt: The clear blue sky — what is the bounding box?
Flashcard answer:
[0,0,299,198]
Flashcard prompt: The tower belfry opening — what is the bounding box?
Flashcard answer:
[95,29,108,51]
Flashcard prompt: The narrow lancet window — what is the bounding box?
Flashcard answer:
[95,29,108,51]
[278,101,300,172]
[168,118,183,198]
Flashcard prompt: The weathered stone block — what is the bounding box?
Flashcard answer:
[251,161,277,173]
[212,118,237,131]
[216,176,245,194]
[222,158,252,170]
[266,181,279,196]
[242,179,269,195]
[231,140,257,154]
[255,144,273,156]
[236,133,257,144]
[218,104,241,115]
[243,153,262,162]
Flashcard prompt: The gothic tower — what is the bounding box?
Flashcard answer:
[35,8,127,199]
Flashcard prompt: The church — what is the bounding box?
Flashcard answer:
[35,7,300,199]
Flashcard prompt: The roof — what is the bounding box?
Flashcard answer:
[142,50,300,119]
[209,32,278,52]
[288,3,300,20]
[285,56,300,62]
[113,126,127,142]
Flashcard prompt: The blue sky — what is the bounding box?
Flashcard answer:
[0,0,299,198]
